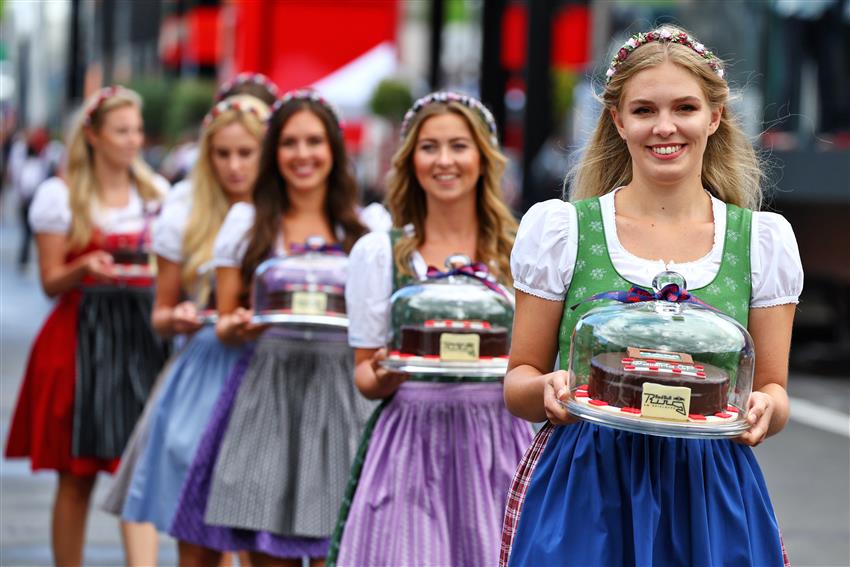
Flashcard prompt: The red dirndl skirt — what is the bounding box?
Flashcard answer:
[4,289,119,476]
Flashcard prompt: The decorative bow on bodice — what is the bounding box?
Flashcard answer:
[288,242,345,256]
[425,262,508,298]
[572,283,718,311]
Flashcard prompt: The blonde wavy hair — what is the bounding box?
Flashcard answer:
[567,25,764,210]
[386,101,517,283]
[182,94,269,300]
[65,87,162,250]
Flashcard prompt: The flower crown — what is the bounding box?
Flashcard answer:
[400,91,499,147]
[270,89,343,130]
[214,72,280,103]
[605,28,724,84]
[83,85,134,127]
[202,97,270,130]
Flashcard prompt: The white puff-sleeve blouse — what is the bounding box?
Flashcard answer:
[511,191,804,309]
[29,175,169,236]
[152,180,192,263]
[345,230,429,349]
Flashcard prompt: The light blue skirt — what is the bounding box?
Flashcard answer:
[121,326,247,531]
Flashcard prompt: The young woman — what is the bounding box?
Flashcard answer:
[4,85,170,566]
[328,91,534,566]
[500,26,803,566]
[169,90,389,567]
[108,94,268,566]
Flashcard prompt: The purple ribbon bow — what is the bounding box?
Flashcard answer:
[425,262,508,298]
[571,283,719,312]
[288,242,345,255]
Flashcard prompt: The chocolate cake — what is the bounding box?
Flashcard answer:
[399,320,508,358]
[111,249,150,265]
[263,290,346,315]
[588,351,729,415]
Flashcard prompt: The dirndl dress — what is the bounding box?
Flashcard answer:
[328,378,535,566]
[120,325,248,531]
[170,327,376,558]
[5,239,170,473]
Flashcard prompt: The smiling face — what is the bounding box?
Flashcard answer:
[276,109,333,196]
[412,112,482,206]
[209,120,262,202]
[87,104,144,169]
[610,61,721,188]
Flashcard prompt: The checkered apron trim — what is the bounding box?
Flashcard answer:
[499,422,555,567]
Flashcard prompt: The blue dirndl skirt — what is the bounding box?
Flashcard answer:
[121,326,247,531]
[507,421,785,567]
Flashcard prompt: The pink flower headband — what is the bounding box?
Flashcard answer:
[83,85,135,127]
[400,91,499,147]
[202,98,269,130]
[215,72,280,103]
[270,89,343,130]
[605,28,724,84]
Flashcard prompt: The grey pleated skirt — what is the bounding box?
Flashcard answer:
[73,286,170,460]
[204,332,377,538]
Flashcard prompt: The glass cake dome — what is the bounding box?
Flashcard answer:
[104,232,157,280]
[251,236,349,327]
[565,271,754,438]
[383,254,514,377]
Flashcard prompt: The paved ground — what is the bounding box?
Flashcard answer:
[0,196,848,566]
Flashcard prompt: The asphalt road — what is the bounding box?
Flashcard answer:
[0,211,847,566]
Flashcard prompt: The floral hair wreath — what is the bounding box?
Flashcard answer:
[400,91,499,147]
[83,85,134,127]
[214,72,280,103]
[605,28,724,84]
[202,98,269,130]
[270,89,344,130]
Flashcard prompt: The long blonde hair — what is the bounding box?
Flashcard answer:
[386,101,517,283]
[567,25,764,210]
[182,94,269,297]
[65,86,162,250]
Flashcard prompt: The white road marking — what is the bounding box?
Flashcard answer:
[789,396,850,437]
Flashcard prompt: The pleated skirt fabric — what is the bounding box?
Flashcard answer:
[100,357,172,516]
[5,290,118,475]
[504,421,786,567]
[121,326,247,531]
[333,381,534,567]
[73,286,170,459]
[171,330,375,558]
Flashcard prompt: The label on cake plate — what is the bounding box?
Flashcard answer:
[640,382,691,421]
[439,333,480,362]
[292,291,328,315]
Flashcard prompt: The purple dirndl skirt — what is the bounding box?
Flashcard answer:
[334,380,534,566]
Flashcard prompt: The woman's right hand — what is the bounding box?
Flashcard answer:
[371,347,408,394]
[79,250,115,280]
[171,301,203,335]
[543,370,578,425]
[216,307,270,344]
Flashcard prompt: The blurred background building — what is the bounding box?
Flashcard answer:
[1,0,848,371]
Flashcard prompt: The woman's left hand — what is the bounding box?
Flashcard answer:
[735,391,774,446]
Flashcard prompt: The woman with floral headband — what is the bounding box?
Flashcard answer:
[327,91,534,567]
[169,89,389,567]
[500,25,802,566]
[4,85,170,566]
[104,94,268,566]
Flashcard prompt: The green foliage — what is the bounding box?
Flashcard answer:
[369,79,414,124]
[164,79,216,143]
[552,69,579,125]
[127,77,171,141]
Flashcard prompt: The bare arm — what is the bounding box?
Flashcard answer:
[36,233,114,298]
[503,290,575,424]
[151,256,201,337]
[736,303,796,446]
[353,347,408,400]
[214,266,267,344]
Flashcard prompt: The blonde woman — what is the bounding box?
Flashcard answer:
[4,85,170,566]
[500,26,802,566]
[116,95,270,565]
[329,92,534,566]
